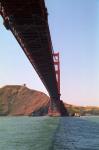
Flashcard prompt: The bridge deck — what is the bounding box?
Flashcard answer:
[0,0,59,99]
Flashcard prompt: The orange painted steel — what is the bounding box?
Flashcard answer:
[53,52,60,96]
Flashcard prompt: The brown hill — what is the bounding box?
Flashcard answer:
[1,85,98,117]
[0,85,49,116]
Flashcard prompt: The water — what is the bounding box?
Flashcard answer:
[54,117,99,150]
[0,116,99,150]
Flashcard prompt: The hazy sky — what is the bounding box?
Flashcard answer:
[0,0,99,106]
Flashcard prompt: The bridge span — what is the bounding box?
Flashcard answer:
[0,0,67,116]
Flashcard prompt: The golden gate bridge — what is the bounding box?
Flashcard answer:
[0,0,67,116]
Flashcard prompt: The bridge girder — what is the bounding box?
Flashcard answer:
[0,0,60,101]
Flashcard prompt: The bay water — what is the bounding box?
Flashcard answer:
[0,116,99,150]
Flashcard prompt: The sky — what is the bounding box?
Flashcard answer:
[0,0,99,106]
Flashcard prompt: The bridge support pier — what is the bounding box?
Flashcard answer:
[48,97,69,117]
[48,98,61,117]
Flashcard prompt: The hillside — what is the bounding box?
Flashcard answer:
[64,103,99,116]
[0,85,68,116]
[0,85,49,116]
[0,85,99,116]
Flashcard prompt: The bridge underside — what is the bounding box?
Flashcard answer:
[0,0,65,116]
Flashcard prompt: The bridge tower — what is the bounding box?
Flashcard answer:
[48,52,61,116]
[53,52,60,95]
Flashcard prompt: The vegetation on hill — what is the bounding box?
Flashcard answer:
[65,104,99,116]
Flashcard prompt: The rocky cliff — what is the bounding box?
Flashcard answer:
[0,85,50,116]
